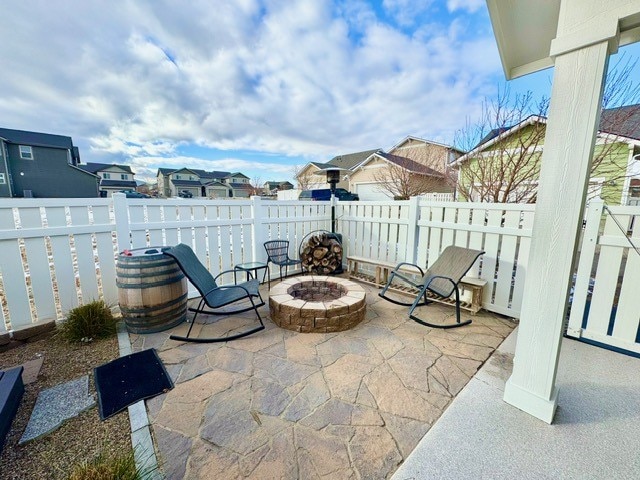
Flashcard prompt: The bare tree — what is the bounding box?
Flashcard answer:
[249,176,263,196]
[372,158,449,200]
[454,55,640,203]
[293,165,315,190]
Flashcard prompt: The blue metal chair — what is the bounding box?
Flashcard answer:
[163,244,265,343]
[264,240,302,286]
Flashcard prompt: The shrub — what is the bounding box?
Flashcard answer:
[68,450,146,480]
[58,300,117,343]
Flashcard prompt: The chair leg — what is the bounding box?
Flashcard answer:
[170,294,266,343]
[409,284,472,329]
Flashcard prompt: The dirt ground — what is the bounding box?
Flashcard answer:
[0,332,131,480]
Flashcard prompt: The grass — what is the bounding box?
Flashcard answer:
[57,300,117,343]
[68,449,152,480]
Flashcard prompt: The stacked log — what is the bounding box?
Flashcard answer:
[301,233,343,274]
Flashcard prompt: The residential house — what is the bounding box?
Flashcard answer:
[295,149,381,191]
[348,151,451,200]
[222,172,253,198]
[77,163,137,197]
[0,127,99,198]
[454,105,640,204]
[157,168,256,198]
[348,137,461,200]
[263,181,294,195]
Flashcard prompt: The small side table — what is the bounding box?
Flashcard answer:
[234,262,269,285]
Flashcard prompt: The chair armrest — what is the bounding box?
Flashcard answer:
[391,262,424,276]
[214,269,255,283]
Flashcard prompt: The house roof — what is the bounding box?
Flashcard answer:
[0,127,74,149]
[264,181,294,189]
[79,162,134,174]
[228,182,252,189]
[373,152,444,177]
[599,104,640,141]
[390,136,463,155]
[226,172,249,179]
[203,180,230,188]
[100,179,137,188]
[172,180,202,187]
[328,149,381,170]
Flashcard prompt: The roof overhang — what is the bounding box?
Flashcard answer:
[487,1,640,80]
[486,0,561,80]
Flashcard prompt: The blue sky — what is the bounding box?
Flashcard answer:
[1,0,638,185]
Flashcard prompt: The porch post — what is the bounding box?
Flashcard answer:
[503,40,613,423]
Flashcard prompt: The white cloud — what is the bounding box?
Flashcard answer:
[0,0,502,170]
[447,0,485,14]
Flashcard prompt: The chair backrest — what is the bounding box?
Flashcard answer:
[264,240,292,265]
[424,246,484,297]
[163,244,217,297]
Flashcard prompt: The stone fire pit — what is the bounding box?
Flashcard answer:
[269,276,366,333]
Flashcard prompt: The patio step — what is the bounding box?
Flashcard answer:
[0,366,24,453]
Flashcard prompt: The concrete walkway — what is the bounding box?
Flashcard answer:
[393,329,640,480]
[130,278,514,479]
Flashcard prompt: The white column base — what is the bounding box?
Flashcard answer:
[504,377,558,424]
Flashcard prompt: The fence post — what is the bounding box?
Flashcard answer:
[113,193,131,253]
[406,196,421,264]
[251,196,268,262]
[566,198,603,338]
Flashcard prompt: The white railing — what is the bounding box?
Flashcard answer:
[567,199,640,354]
[0,195,534,333]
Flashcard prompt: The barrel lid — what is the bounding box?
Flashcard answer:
[119,246,170,259]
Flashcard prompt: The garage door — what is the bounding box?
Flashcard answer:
[354,183,392,201]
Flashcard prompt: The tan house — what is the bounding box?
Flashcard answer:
[295,149,380,191]
[348,136,462,200]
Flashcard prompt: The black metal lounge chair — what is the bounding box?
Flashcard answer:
[264,240,302,286]
[163,244,265,343]
[379,246,484,329]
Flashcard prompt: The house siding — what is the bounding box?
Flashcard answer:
[5,144,98,198]
[459,124,633,204]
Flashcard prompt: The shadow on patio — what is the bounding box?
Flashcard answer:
[129,278,515,479]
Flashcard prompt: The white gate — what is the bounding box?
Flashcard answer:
[567,199,640,355]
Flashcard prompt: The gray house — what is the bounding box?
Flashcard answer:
[0,128,99,198]
[77,163,137,197]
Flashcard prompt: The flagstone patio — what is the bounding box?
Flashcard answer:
[129,278,515,479]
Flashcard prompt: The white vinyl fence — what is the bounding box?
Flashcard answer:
[338,198,535,317]
[1,196,330,334]
[567,199,640,355]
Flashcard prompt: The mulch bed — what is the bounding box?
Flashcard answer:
[0,332,131,480]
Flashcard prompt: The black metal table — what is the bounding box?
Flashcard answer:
[234,261,269,285]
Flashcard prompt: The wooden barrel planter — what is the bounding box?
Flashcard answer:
[116,247,188,334]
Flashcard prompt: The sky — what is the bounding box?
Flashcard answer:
[1,0,639,185]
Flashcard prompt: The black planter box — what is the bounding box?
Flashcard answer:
[0,366,24,453]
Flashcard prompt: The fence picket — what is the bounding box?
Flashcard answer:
[586,213,625,336]
[69,206,100,303]
[45,207,79,315]
[0,207,32,329]
[481,209,502,307]
[92,205,118,306]
[20,207,56,322]
[494,210,519,309]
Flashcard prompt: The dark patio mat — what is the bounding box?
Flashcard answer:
[94,348,173,420]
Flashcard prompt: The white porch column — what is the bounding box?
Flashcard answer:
[503,40,612,423]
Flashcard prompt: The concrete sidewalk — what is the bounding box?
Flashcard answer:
[393,329,640,480]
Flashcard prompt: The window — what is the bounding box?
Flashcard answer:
[176,174,181,180]
[121,174,128,180]
[103,172,111,179]
[19,146,33,160]
[0,173,5,184]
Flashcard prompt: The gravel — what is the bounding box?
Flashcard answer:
[0,331,131,480]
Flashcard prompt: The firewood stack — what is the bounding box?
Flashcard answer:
[300,233,343,274]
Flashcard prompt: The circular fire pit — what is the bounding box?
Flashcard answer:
[269,276,366,333]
